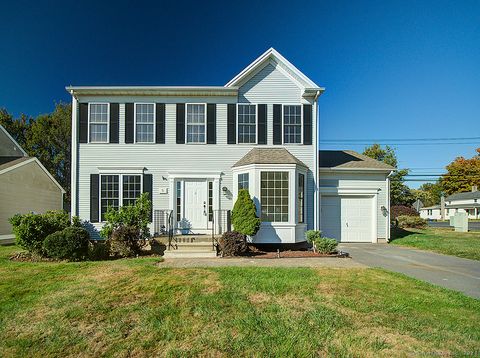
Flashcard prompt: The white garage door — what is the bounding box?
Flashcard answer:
[321,195,373,242]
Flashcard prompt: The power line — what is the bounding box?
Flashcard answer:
[319,136,480,142]
[319,142,479,146]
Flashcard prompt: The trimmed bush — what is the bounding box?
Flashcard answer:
[9,211,70,255]
[313,237,338,254]
[397,215,427,229]
[391,205,419,219]
[231,189,261,237]
[218,231,248,256]
[107,224,146,258]
[43,227,90,261]
[88,241,110,261]
[305,230,322,244]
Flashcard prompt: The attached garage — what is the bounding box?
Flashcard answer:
[319,151,393,243]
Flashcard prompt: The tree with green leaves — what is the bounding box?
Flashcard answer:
[440,148,480,195]
[363,144,414,206]
[231,189,261,237]
[413,182,443,206]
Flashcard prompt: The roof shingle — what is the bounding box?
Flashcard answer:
[319,150,394,170]
[233,148,307,168]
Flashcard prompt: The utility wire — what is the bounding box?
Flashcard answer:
[319,136,480,142]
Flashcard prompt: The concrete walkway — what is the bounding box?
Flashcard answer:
[159,256,365,268]
[339,243,480,299]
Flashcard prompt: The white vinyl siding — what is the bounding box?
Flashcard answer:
[283,105,302,144]
[89,103,109,143]
[237,104,256,144]
[135,103,155,143]
[186,103,206,143]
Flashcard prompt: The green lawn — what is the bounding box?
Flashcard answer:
[0,245,479,357]
[390,228,480,260]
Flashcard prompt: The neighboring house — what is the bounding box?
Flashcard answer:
[319,150,393,243]
[0,125,65,242]
[67,48,392,245]
[420,186,480,220]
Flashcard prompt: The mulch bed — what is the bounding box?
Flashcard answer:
[227,246,349,259]
[9,252,57,262]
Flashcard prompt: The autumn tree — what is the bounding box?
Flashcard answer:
[363,144,414,206]
[412,182,443,206]
[440,149,480,195]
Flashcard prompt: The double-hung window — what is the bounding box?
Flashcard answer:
[89,103,109,143]
[298,173,305,223]
[238,104,256,143]
[260,172,289,222]
[186,104,206,143]
[100,174,142,221]
[135,103,155,143]
[238,173,249,191]
[283,105,302,144]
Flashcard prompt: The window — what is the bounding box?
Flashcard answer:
[176,181,182,222]
[238,173,249,191]
[427,209,432,215]
[135,103,155,143]
[283,105,302,144]
[100,175,119,221]
[208,181,213,222]
[186,104,206,143]
[238,104,256,143]
[298,173,305,223]
[89,103,109,143]
[122,175,142,206]
[260,171,289,222]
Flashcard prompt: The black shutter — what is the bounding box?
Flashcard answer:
[79,103,88,143]
[257,104,267,144]
[143,173,153,222]
[176,104,185,144]
[227,104,236,144]
[109,103,119,143]
[273,104,282,145]
[156,103,165,144]
[303,104,312,145]
[90,174,99,222]
[125,103,134,143]
[207,103,216,144]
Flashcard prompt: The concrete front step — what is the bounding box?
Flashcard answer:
[169,242,216,250]
[155,235,220,245]
[163,250,218,258]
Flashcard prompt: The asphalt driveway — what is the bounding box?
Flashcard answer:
[339,243,480,299]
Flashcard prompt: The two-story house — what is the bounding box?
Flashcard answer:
[420,186,480,220]
[68,48,392,248]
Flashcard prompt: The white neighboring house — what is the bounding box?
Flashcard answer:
[420,186,480,220]
[68,48,393,247]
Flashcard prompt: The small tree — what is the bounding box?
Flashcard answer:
[231,189,261,237]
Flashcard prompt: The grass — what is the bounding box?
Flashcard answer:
[0,245,479,357]
[390,227,480,260]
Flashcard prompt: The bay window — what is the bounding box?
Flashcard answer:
[298,173,305,223]
[238,173,249,191]
[260,171,289,222]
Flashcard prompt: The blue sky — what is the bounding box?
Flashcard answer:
[1,0,479,187]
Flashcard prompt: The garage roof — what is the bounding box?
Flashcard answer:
[319,150,394,171]
[233,148,307,167]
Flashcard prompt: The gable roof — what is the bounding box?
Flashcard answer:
[446,191,480,201]
[225,48,324,93]
[0,156,65,193]
[0,124,27,157]
[233,148,307,168]
[319,150,395,171]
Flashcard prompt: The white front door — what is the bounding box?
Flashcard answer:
[183,180,208,229]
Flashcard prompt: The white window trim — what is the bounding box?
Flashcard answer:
[259,170,290,223]
[185,103,207,144]
[297,171,306,224]
[134,103,156,144]
[237,172,250,191]
[282,104,303,145]
[236,103,258,144]
[99,173,143,222]
[88,102,110,144]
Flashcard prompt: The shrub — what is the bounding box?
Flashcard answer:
[231,189,261,237]
[313,237,338,254]
[9,210,70,255]
[88,240,110,261]
[391,205,419,219]
[107,224,146,258]
[43,227,90,261]
[397,215,427,229]
[218,231,248,256]
[305,230,322,244]
[100,192,151,241]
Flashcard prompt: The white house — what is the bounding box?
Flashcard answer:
[67,48,392,252]
[420,186,480,220]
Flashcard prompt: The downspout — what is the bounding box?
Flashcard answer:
[314,90,320,231]
[386,170,393,242]
[70,90,78,218]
